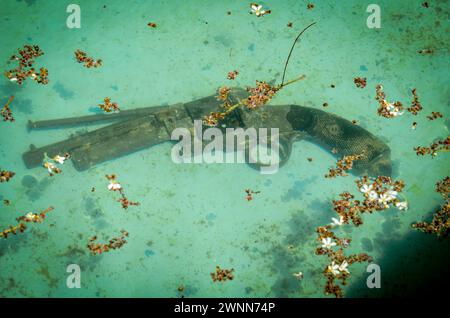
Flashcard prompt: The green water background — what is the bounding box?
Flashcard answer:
[0,0,449,297]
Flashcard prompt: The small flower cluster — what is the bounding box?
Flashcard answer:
[211,266,234,282]
[227,70,239,80]
[202,112,225,127]
[87,229,129,255]
[0,169,15,182]
[202,75,302,127]
[4,45,48,85]
[250,3,271,17]
[316,224,372,298]
[43,153,70,176]
[98,97,120,113]
[407,88,423,115]
[353,77,366,88]
[244,80,280,110]
[427,111,443,121]
[414,136,450,158]
[217,86,231,102]
[375,85,404,118]
[332,176,406,226]
[316,176,406,297]
[325,153,365,178]
[106,174,140,209]
[74,49,103,68]
[412,177,449,237]
[245,188,260,201]
[1,207,54,239]
[1,96,15,122]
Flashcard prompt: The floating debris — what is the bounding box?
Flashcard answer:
[106,174,140,209]
[353,77,366,88]
[427,111,443,121]
[147,22,157,28]
[245,189,260,201]
[293,272,303,280]
[375,85,404,118]
[87,229,129,255]
[211,266,234,282]
[1,96,15,122]
[202,24,315,127]
[407,88,423,115]
[1,207,54,239]
[414,136,450,158]
[325,153,365,178]
[98,97,120,113]
[227,70,239,80]
[307,3,315,10]
[4,45,48,85]
[316,176,406,297]
[418,48,434,55]
[42,152,70,176]
[287,22,293,28]
[0,169,15,182]
[250,3,271,17]
[74,49,102,68]
[412,177,449,237]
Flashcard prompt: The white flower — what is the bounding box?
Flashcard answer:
[30,73,37,79]
[330,215,344,227]
[359,183,373,193]
[45,162,56,173]
[338,261,350,274]
[395,201,408,211]
[53,155,66,164]
[25,212,35,221]
[9,77,17,82]
[251,3,268,16]
[378,193,390,206]
[293,272,303,280]
[368,190,378,201]
[387,104,404,117]
[108,181,122,191]
[321,237,337,249]
[386,189,398,200]
[327,262,340,276]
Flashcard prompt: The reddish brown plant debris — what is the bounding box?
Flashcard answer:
[4,45,48,85]
[353,77,366,88]
[412,177,449,237]
[98,97,120,113]
[227,70,239,80]
[325,153,365,178]
[87,229,129,255]
[211,266,234,282]
[1,207,54,239]
[414,136,450,158]
[407,88,423,115]
[427,111,443,121]
[74,49,102,68]
[0,169,15,182]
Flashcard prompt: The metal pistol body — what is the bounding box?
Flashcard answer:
[23,88,392,176]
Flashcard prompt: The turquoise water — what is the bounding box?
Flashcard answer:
[0,0,449,298]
